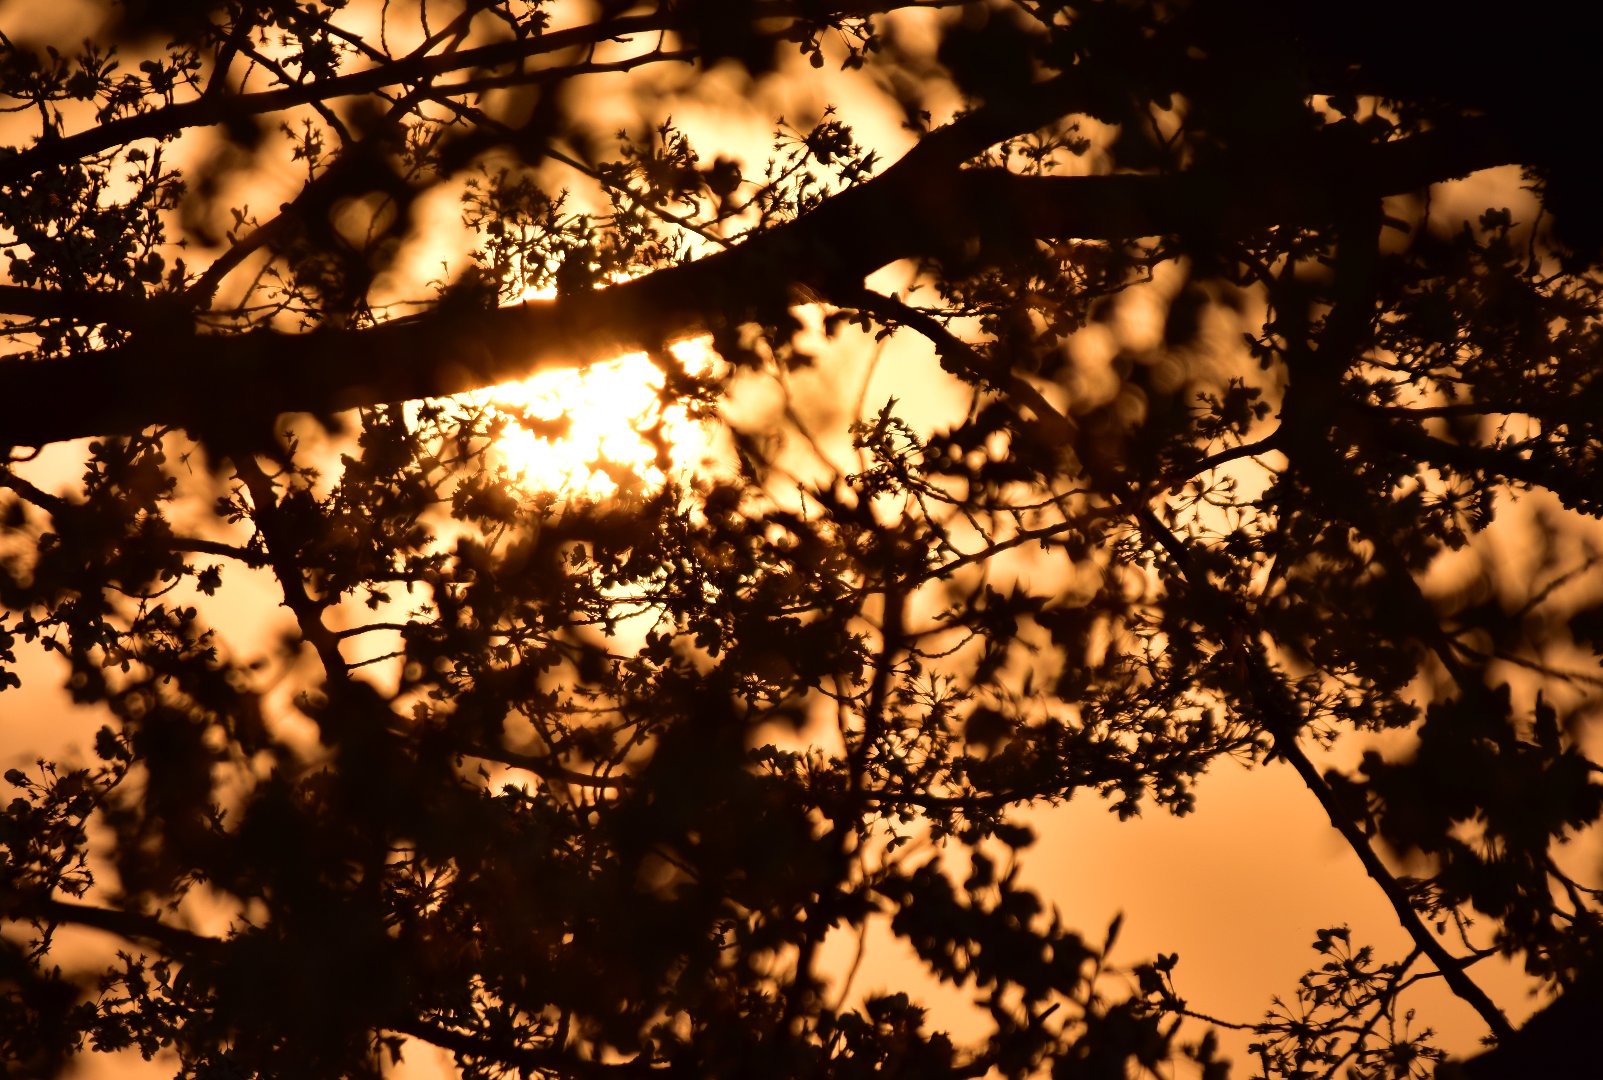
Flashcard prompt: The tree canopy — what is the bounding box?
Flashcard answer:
[1,1,1601,1076]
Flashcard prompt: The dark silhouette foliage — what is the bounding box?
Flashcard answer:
[0,1,1600,1077]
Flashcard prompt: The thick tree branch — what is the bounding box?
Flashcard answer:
[0,118,1519,451]
[1444,972,1603,1078]
[0,286,185,329]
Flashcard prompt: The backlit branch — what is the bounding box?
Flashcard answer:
[0,117,1517,450]
[0,1,957,187]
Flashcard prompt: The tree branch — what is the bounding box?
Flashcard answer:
[854,279,1516,1042]
[1266,202,1517,1039]
[0,1,955,187]
[3,892,218,955]
[454,740,633,790]
[0,117,1521,451]
[391,1017,657,1076]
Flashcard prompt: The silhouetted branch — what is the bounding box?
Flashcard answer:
[0,117,1520,450]
[0,469,67,513]
[858,274,1518,1043]
[0,285,182,328]
[1262,204,1518,1040]
[1445,973,1603,1078]
[166,536,268,567]
[1159,432,1284,493]
[456,741,634,790]
[4,893,218,955]
[230,454,348,680]
[393,1018,660,1076]
[0,1,957,187]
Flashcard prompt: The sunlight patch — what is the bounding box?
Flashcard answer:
[472,337,719,500]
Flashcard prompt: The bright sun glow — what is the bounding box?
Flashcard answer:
[479,338,719,499]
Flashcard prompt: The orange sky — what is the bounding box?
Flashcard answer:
[2,3,1595,1077]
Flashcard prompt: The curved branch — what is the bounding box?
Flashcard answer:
[0,1,952,187]
[3,893,218,955]
[392,1018,657,1076]
[0,286,185,329]
[453,740,633,791]
[0,13,662,184]
[0,117,1520,451]
[1159,431,1284,493]
[852,282,1516,1042]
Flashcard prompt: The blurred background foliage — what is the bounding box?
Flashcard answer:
[0,1,1600,1076]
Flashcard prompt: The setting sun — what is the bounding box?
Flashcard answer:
[462,336,721,500]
